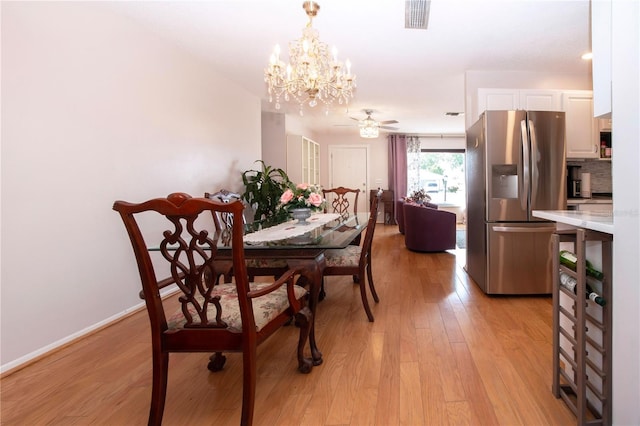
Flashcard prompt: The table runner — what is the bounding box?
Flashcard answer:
[244,213,340,244]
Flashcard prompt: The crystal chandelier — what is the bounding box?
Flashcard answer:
[264,1,356,114]
[359,118,379,138]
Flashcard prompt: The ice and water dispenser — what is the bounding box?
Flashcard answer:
[491,164,519,199]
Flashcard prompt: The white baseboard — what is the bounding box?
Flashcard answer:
[0,286,178,375]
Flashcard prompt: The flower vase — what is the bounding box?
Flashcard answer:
[290,208,312,225]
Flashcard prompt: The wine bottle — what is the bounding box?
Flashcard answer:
[559,250,605,281]
[559,271,606,306]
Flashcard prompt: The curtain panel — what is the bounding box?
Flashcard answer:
[388,134,409,224]
[406,136,421,194]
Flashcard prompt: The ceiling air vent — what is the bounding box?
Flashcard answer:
[405,0,431,30]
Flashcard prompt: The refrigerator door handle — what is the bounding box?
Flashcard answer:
[492,226,556,233]
[520,119,530,212]
[528,119,539,205]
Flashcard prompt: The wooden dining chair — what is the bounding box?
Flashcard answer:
[206,190,289,282]
[322,186,360,218]
[323,186,362,246]
[113,193,313,426]
[322,190,382,322]
[205,189,244,231]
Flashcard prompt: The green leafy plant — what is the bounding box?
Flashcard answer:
[241,160,291,224]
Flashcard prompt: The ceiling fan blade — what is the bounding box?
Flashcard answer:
[379,120,399,125]
[380,126,399,130]
[333,124,359,127]
[349,117,360,121]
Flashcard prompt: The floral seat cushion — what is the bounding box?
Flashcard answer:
[167,282,307,333]
[324,245,361,267]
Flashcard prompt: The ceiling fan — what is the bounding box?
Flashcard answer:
[337,109,399,138]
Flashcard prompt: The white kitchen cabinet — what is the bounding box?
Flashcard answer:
[562,91,600,159]
[477,88,519,112]
[286,135,319,185]
[477,88,562,117]
[519,89,563,111]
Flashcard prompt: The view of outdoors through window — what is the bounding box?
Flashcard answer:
[418,150,466,207]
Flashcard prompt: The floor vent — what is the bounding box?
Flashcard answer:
[405,0,431,30]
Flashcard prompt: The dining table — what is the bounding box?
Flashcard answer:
[220,211,369,367]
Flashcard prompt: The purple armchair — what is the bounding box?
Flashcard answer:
[403,202,456,252]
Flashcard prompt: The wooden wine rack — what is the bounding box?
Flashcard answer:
[552,228,613,425]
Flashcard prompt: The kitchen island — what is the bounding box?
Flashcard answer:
[532,209,613,234]
[533,209,613,425]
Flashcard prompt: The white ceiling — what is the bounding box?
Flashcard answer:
[109,0,592,136]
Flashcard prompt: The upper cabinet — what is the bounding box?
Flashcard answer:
[286,135,320,185]
[477,88,562,115]
[591,0,612,118]
[562,91,600,159]
[477,88,602,160]
[519,90,563,111]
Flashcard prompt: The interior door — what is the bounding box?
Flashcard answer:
[328,145,369,214]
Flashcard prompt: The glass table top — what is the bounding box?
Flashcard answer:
[240,212,368,250]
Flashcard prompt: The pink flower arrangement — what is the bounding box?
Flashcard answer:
[279,183,325,212]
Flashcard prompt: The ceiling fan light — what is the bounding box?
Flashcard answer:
[360,126,379,138]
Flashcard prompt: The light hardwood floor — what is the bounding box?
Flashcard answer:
[1,226,575,425]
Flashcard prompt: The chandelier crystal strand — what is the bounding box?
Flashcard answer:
[264,2,355,114]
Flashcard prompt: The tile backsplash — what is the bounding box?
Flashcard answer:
[567,160,612,194]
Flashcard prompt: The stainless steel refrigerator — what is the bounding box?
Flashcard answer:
[466,110,566,294]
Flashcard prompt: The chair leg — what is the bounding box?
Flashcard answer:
[319,277,326,301]
[358,272,375,322]
[366,262,379,303]
[240,346,257,426]
[148,351,169,426]
[295,306,314,373]
[207,352,227,372]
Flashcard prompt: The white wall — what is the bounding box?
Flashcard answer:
[1,3,261,371]
[261,111,287,172]
[610,1,640,423]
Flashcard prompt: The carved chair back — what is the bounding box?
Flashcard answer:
[113,193,312,426]
[323,186,361,245]
[322,186,360,219]
[205,189,244,231]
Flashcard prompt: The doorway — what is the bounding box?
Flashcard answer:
[328,145,369,214]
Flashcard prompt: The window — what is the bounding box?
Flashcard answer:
[416,149,465,206]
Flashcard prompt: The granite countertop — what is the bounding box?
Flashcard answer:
[532,210,613,234]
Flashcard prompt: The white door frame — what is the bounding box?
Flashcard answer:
[328,144,370,212]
